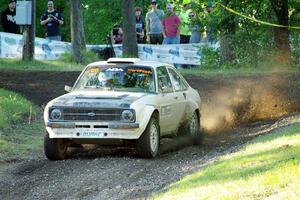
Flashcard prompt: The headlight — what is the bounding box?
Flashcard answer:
[121,110,135,122]
[50,108,62,120]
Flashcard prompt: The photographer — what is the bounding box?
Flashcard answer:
[111,25,123,44]
[40,0,64,41]
[1,0,19,34]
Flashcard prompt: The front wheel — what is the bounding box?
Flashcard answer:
[136,117,160,158]
[44,133,67,160]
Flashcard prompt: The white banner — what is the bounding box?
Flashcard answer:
[0,32,219,65]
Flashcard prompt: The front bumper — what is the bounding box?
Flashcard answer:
[46,121,142,140]
[46,122,139,129]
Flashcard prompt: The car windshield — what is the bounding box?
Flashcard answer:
[73,65,156,93]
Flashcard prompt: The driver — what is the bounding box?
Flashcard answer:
[98,72,108,87]
[140,75,153,91]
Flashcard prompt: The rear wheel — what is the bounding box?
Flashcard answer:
[187,111,202,144]
[136,117,160,158]
[44,133,67,160]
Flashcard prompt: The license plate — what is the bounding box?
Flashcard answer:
[79,131,102,137]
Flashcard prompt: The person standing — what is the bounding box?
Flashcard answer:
[111,25,123,44]
[40,0,64,41]
[162,3,180,44]
[205,2,216,43]
[179,0,192,43]
[1,0,19,34]
[145,0,164,44]
[188,11,201,43]
[135,7,145,43]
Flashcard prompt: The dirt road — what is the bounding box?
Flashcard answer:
[0,71,300,199]
[0,115,298,200]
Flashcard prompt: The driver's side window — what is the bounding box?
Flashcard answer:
[156,66,173,93]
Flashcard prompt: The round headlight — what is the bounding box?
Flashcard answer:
[121,110,134,122]
[50,109,62,120]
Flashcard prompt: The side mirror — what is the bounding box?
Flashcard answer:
[64,85,72,93]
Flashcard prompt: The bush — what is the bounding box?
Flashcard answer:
[199,45,220,68]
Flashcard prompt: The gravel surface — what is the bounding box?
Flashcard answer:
[1,71,300,199]
[1,114,299,200]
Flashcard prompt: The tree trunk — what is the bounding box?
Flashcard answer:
[70,0,86,64]
[22,0,35,61]
[122,0,138,57]
[270,0,291,65]
[220,0,235,64]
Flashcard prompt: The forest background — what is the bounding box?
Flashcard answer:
[0,0,299,67]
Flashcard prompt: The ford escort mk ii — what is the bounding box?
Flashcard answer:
[44,58,201,160]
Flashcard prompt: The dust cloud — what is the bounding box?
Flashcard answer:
[190,73,300,134]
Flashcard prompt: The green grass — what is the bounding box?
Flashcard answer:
[153,121,300,200]
[0,58,84,71]
[0,122,44,160]
[0,89,37,129]
[1,57,299,77]
[0,89,43,160]
[179,65,300,77]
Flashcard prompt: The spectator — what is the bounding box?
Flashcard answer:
[205,2,216,43]
[162,3,180,44]
[145,0,164,44]
[188,11,201,43]
[1,0,19,34]
[112,25,123,44]
[179,0,191,43]
[40,0,64,41]
[135,7,145,43]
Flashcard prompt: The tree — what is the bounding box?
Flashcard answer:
[122,0,138,57]
[270,0,291,64]
[22,0,36,61]
[219,0,236,64]
[70,0,86,63]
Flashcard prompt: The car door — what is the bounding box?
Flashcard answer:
[167,67,188,130]
[156,66,177,134]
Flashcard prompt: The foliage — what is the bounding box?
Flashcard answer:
[152,121,300,200]
[0,0,300,67]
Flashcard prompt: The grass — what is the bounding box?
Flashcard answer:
[0,89,43,160]
[0,58,84,71]
[0,89,37,129]
[0,122,44,161]
[1,57,299,77]
[179,65,300,77]
[152,121,300,200]
[0,50,102,71]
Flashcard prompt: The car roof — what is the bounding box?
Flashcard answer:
[86,58,175,69]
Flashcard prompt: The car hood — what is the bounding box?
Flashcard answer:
[49,91,148,108]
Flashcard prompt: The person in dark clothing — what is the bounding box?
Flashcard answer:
[1,0,19,34]
[135,7,145,43]
[40,0,64,41]
[112,25,123,44]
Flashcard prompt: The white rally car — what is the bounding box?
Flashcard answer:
[44,58,201,160]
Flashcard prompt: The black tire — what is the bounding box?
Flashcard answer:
[44,133,67,160]
[136,117,160,158]
[187,111,202,145]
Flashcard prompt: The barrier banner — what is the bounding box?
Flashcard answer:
[0,32,219,65]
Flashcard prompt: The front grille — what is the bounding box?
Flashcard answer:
[51,108,122,122]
